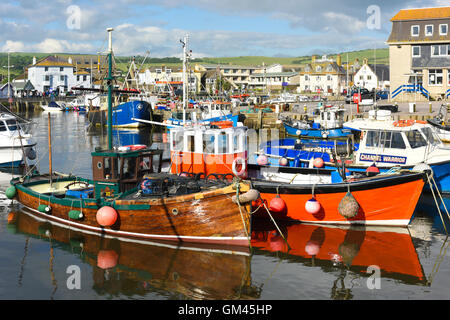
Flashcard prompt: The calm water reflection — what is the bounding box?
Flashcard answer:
[0,110,449,300]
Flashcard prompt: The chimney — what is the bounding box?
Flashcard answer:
[312,55,316,64]
[363,58,368,65]
[336,54,341,66]
[68,57,73,64]
[32,56,36,65]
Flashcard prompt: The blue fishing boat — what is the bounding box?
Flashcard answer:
[87,99,152,128]
[281,105,352,138]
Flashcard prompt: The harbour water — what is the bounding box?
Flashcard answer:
[1,111,450,300]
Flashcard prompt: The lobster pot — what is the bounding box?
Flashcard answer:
[338,191,359,219]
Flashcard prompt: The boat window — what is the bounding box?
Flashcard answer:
[0,122,6,132]
[218,133,228,153]
[187,134,195,152]
[421,127,439,145]
[233,134,240,152]
[390,132,406,149]
[406,130,427,148]
[172,132,184,151]
[122,158,136,179]
[203,134,215,153]
[5,119,18,131]
[104,157,111,178]
[365,130,406,149]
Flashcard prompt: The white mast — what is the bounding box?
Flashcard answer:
[181,34,189,124]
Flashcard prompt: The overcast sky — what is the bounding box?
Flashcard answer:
[1,0,449,57]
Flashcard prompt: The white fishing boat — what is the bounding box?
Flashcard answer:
[0,113,37,168]
[41,101,65,112]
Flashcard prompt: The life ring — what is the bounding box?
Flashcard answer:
[123,144,147,151]
[393,119,417,127]
[232,157,247,177]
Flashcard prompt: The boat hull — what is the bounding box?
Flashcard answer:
[87,101,152,128]
[11,176,251,247]
[251,172,426,226]
[283,122,351,138]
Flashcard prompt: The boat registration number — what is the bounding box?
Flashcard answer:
[359,153,407,164]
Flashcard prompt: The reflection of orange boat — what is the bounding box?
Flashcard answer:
[8,209,259,300]
[251,222,426,284]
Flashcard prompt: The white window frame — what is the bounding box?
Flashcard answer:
[428,69,443,86]
[412,46,421,57]
[440,24,448,35]
[411,25,420,37]
[425,24,434,36]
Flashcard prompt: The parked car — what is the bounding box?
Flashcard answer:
[376,90,389,100]
[377,104,398,113]
[345,88,371,104]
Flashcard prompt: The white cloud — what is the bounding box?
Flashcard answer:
[2,40,25,52]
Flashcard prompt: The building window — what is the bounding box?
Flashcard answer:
[432,45,448,56]
[367,75,372,80]
[305,75,309,81]
[316,66,322,72]
[412,46,421,57]
[411,25,420,36]
[156,69,161,74]
[60,75,64,81]
[44,67,49,72]
[429,69,443,85]
[60,67,64,72]
[83,75,87,81]
[327,75,331,81]
[431,45,440,56]
[425,24,434,36]
[440,24,448,35]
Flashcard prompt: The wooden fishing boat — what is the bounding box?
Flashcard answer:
[7,209,258,299]
[9,149,252,247]
[8,29,252,248]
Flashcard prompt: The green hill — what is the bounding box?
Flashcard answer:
[0,48,389,83]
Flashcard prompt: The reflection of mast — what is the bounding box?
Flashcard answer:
[17,237,30,287]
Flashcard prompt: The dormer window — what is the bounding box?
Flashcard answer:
[425,25,433,36]
[440,24,448,35]
[316,66,322,72]
[411,25,420,36]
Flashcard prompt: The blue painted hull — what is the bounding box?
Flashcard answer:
[0,160,23,168]
[283,123,351,138]
[112,101,151,127]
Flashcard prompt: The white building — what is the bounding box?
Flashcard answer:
[353,59,390,91]
[299,55,346,94]
[26,56,91,93]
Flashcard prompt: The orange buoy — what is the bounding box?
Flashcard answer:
[313,157,324,168]
[269,195,286,213]
[97,250,119,269]
[96,206,118,227]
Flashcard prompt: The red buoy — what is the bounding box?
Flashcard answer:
[97,250,119,269]
[96,206,118,227]
[269,195,286,213]
[366,163,380,173]
[313,157,324,168]
[257,155,269,166]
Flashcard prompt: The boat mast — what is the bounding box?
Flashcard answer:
[181,34,189,124]
[106,27,114,150]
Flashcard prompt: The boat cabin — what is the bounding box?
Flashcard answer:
[91,147,163,198]
[313,106,345,129]
[169,124,247,177]
[345,111,444,166]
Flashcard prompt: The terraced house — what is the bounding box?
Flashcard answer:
[387,6,450,101]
